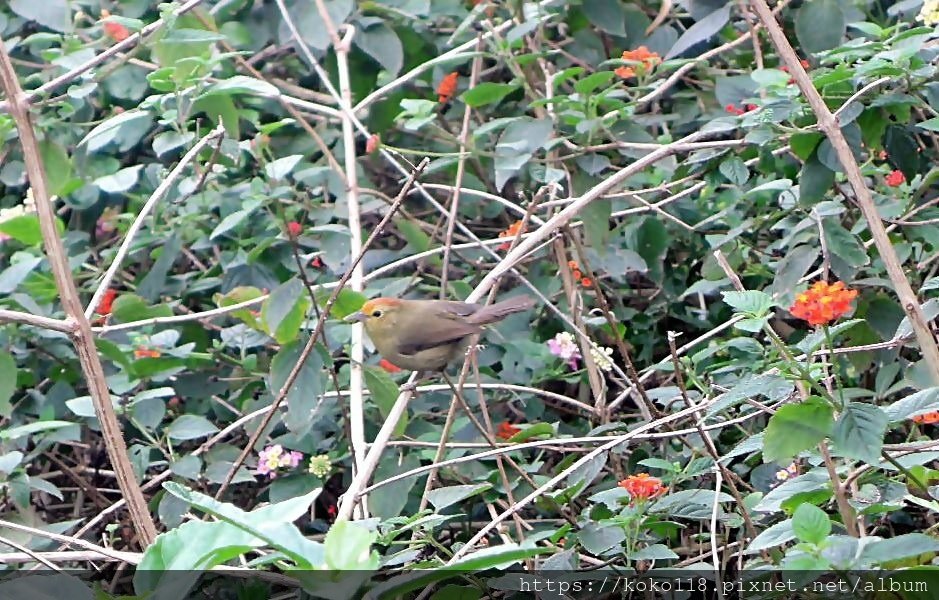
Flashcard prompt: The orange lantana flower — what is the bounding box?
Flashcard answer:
[98,288,118,316]
[496,421,521,440]
[497,220,525,251]
[436,72,459,104]
[100,11,131,42]
[886,169,906,187]
[615,46,661,79]
[788,281,858,326]
[913,411,939,425]
[618,473,667,501]
[134,347,161,359]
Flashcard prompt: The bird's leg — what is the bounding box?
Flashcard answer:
[399,371,427,395]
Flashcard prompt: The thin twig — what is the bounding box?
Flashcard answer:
[0,38,157,545]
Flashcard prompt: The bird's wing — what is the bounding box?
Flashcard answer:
[394,303,482,356]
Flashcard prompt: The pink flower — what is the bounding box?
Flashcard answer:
[547,332,581,370]
[257,444,303,479]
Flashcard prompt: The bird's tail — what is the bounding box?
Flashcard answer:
[469,295,536,324]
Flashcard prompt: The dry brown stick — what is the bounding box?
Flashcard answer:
[0,309,72,332]
[0,39,157,545]
[750,0,939,383]
[440,35,483,299]
[567,230,657,421]
[214,159,429,499]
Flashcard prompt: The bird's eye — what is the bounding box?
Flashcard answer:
[371,309,383,318]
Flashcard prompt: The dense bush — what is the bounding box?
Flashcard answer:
[1,0,939,597]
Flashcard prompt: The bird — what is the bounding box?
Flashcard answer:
[344,295,535,371]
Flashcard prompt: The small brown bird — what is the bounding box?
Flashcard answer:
[344,295,535,371]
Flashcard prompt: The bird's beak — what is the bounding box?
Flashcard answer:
[344,311,366,323]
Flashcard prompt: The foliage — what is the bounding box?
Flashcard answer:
[2,0,939,596]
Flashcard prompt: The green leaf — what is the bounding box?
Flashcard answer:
[371,544,550,598]
[917,117,939,132]
[883,387,939,422]
[355,22,404,77]
[9,0,72,32]
[425,483,493,511]
[719,156,749,185]
[582,0,626,36]
[0,420,75,440]
[460,82,519,108]
[270,340,326,435]
[215,286,264,329]
[323,519,379,570]
[746,518,795,553]
[0,350,18,418]
[573,71,616,96]
[721,290,775,317]
[795,0,846,53]
[167,415,219,441]
[790,133,824,160]
[831,402,887,464]
[858,533,939,565]
[265,155,304,180]
[0,256,42,294]
[799,150,834,205]
[792,503,831,545]
[200,75,279,98]
[39,140,73,196]
[494,118,553,191]
[78,109,152,152]
[363,366,407,437]
[823,219,869,272]
[316,287,368,320]
[666,3,732,60]
[763,397,834,462]
[0,214,43,246]
[261,278,310,344]
[157,482,325,569]
[110,294,174,323]
[755,470,831,513]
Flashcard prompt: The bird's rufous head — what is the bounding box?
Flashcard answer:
[344,297,403,325]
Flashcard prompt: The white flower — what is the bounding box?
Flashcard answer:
[589,346,614,371]
[919,0,939,26]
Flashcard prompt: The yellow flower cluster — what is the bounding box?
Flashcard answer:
[919,0,939,26]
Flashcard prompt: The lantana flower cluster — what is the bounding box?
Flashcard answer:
[788,281,858,326]
[257,444,303,479]
[618,473,667,503]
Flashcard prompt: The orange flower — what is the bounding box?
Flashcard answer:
[913,411,939,425]
[365,134,381,154]
[379,358,402,373]
[100,12,130,42]
[615,46,660,79]
[497,220,525,251]
[580,277,593,288]
[886,170,906,187]
[618,473,667,501]
[788,281,858,326]
[436,72,459,104]
[287,221,303,237]
[134,347,161,359]
[98,288,118,315]
[496,421,521,440]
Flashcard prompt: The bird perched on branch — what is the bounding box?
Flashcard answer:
[344,296,535,371]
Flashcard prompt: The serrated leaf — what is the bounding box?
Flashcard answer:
[721,290,775,317]
[831,402,887,464]
[763,398,834,462]
[425,483,493,510]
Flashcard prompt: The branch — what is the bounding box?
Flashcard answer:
[749,0,939,382]
[85,124,225,318]
[213,159,429,499]
[0,37,158,545]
